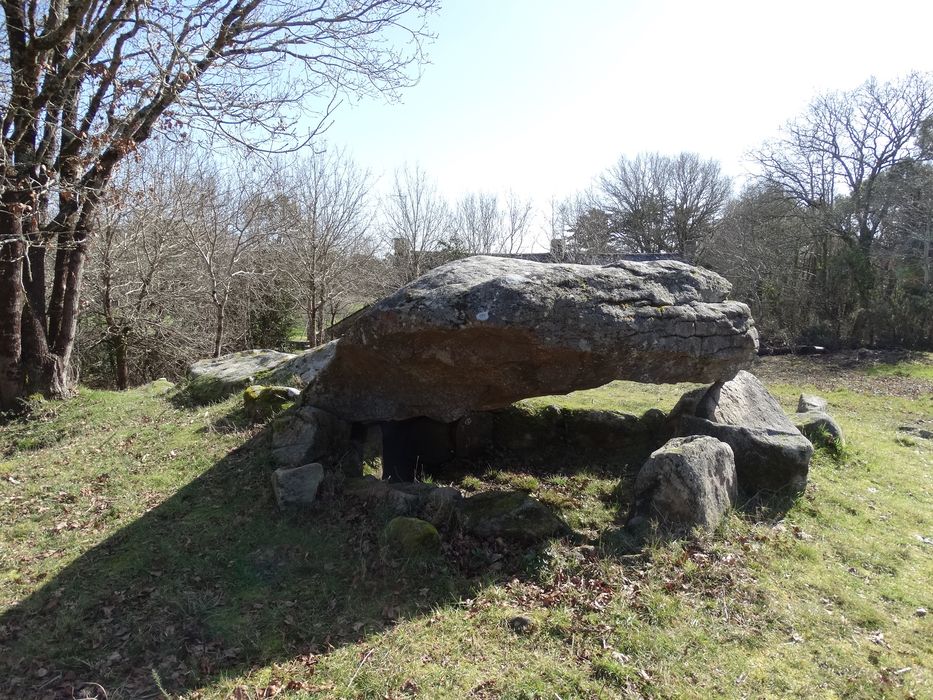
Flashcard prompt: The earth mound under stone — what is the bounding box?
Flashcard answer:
[297,255,759,423]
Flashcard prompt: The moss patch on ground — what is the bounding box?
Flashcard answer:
[1,356,930,699]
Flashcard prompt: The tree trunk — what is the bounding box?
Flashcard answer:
[925,216,931,288]
[306,298,317,347]
[0,203,25,411]
[112,332,129,390]
[213,301,226,358]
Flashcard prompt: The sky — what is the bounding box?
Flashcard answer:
[321,0,933,245]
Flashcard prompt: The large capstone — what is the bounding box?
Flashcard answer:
[297,256,758,423]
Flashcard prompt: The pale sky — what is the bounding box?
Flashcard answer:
[323,0,933,241]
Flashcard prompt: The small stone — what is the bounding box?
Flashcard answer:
[422,486,463,527]
[460,490,568,542]
[272,463,324,509]
[507,615,535,633]
[573,544,598,561]
[383,517,441,559]
[792,411,845,449]
[243,384,300,422]
[915,607,928,618]
[343,477,420,515]
[630,435,737,531]
[797,394,828,413]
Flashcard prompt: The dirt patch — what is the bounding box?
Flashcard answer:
[751,350,933,399]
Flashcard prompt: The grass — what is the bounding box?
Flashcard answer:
[1,360,931,698]
[863,358,933,381]
[520,379,705,415]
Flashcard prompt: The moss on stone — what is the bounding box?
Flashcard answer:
[460,490,567,541]
[184,375,238,405]
[243,385,297,422]
[383,516,441,559]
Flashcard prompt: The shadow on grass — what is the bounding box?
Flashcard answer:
[0,432,558,700]
[0,415,802,699]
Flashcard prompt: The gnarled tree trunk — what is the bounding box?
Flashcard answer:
[0,201,25,411]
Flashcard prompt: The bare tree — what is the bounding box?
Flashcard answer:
[179,157,269,358]
[754,73,933,253]
[598,152,730,261]
[0,0,438,410]
[270,148,374,345]
[455,192,500,254]
[453,190,533,255]
[383,164,451,283]
[751,72,933,338]
[502,191,534,255]
[599,153,670,254]
[84,148,197,388]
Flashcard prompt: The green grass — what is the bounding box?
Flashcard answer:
[1,363,931,699]
[520,379,705,415]
[863,353,933,380]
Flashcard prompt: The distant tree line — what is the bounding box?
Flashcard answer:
[552,73,933,350]
[79,72,933,390]
[1,0,929,408]
[76,146,535,389]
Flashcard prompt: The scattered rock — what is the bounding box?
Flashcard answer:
[342,477,462,523]
[915,607,928,618]
[270,406,350,468]
[383,517,441,559]
[141,378,175,395]
[507,615,535,633]
[630,436,737,531]
[272,463,324,508]
[460,490,568,542]
[298,255,758,423]
[243,385,300,422]
[344,476,420,515]
[898,425,933,440]
[676,370,813,495]
[797,394,828,413]
[793,411,845,448]
[422,486,464,527]
[187,349,296,403]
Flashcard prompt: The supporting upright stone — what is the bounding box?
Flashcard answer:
[675,371,813,495]
[630,436,737,531]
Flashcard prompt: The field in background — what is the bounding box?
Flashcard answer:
[0,354,931,699]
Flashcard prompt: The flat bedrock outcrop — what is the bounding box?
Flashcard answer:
[298,256,759,423]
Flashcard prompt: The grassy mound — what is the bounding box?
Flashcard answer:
[1,355,930,698]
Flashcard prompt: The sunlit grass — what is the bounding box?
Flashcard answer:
[1,359,930,699]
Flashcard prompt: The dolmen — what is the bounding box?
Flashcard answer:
[204,255,821,539]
